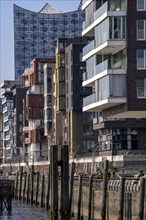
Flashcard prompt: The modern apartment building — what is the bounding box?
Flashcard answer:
[14,2,84,80]
[12,85,27,157]
[54,37,97,160]
[1,81,21,162]
[22,58,55,160]
[82,0,146,169]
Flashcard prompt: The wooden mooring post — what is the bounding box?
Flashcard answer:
[101,160,109,220]
[118,176,125,220]
[138,177,145,220]
[77,174,82,220]
[88,174,93,220]
[69,162,76,216]
[46,166,50,210]
[50,145,58,219]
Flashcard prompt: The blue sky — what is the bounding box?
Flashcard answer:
[0,0,81,85]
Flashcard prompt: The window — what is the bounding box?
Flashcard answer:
[137,49,146,69]
[137,20,146,40]
[137,79,146,98]
[137,0,146,10]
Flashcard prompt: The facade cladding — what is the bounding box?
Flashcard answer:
[14,3,84,80]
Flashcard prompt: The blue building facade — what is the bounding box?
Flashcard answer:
[14,3,84,80]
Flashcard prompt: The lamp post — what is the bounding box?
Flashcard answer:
[90,143,99,174]
[72,145,80,162]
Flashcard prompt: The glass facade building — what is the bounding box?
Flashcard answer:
[14,3,84,80]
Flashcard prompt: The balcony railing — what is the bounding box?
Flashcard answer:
[94,1,108,21]
[83,40,95,57]
[83,93,95,107]
[83,59,126,82]
[83,60,108,81]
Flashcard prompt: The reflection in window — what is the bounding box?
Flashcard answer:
[137,20,146,40]
[137,49,146,69]
[137,0,146,10]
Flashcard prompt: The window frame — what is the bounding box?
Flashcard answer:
[137,20,146,40]
[137,78,146,98]
[137,0,146,11]
[137,49,146,69]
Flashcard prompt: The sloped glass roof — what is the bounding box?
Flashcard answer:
[39,3,64,13]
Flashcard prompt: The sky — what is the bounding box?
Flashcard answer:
[0,0,81,85]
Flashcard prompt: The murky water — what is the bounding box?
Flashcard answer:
[0,200,49,220]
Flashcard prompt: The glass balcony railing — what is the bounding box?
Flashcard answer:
[83,40,95,57]
[83,93,95,107]
[83,57,126,82]
[94,1,108,21]
[83,60,109,82]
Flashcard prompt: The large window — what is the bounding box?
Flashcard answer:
[137,78,146,98]
[137,0,146,10]
[137,20,146,40]
[137,49,146,69]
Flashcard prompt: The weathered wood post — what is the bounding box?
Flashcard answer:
[88,174,93,220]
[101,160,109,220]
[50,145,58,219]
[22,173,27,201]
[40,174,45,207]
[77,174,82,220]
[69,162,76,216]
[26,173,30,203]
[15,172,19,199]
[46,166,50,210]
[60,145,69,219]
[19,166,23,200]
[35,171,40,206]
[118,176,125,220]
[31,164,34,205]
[138,177,145,220]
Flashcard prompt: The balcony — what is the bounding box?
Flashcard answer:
[83,75,126,111]
[83,40,95,57]
[82,0,93,10]
[82,1,126,36]
[23,126,29,132]
[83,37,126,61]
[4,125,12,131]
[3,106,13,113]
[5,134,10,140]
[83,95,126,112]
[83,59,127,86]
[24,138,29,143]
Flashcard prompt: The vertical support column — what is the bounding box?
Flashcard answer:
[40,174,45,207]
[22,173,27,201]
[50,145,58,219]
[69,162,76,215]
[26,174,30,204]
[46,165,50,210]
[77,175,82,220]
[19,166,23,200]
[15,172,19,199]
[138,177,145,220]
[101,160,109,220]
[31,164,34,205]
[88,175,93,220]
[118,176,125,220]
[35,172,40,206]
[61,145,69,218]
